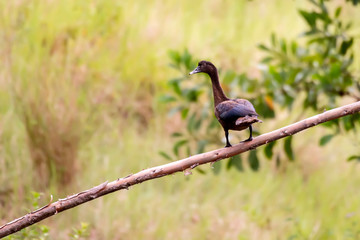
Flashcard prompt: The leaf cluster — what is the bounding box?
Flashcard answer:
[160,0,360,172]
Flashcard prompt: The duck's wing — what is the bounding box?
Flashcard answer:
[217,99,258,122]
[233,99,258,115]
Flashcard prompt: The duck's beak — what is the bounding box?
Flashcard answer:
[189,66,201,75]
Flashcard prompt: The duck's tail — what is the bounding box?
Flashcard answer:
[235,115,262,126]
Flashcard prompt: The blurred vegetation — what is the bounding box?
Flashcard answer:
[0,0,360,239]
[161,0,360,171]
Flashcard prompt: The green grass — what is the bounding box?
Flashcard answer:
[1,0,360,239]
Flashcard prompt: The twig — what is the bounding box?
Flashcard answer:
[1,101,360,238]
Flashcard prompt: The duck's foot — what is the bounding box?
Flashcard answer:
[240,137,253,143]
[225,143,232,148]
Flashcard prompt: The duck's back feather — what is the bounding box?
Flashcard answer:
[216,99,258,122]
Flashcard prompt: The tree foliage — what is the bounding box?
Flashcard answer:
[160,0,360,170]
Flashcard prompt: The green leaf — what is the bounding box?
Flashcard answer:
[168,50,181,66]
[261,56,274,63]
[271,32,277,47]
[248,150,260,171]
[280,39,287,53]
[276,155,281,168]
[329,62,341,78]
[298,10,317,28]
[340,38,353,55]
[181,49,194,70]
[319,134,334,146]
[284,136,294,161]
[196,168,206,174]
[40,225,49,233]
[258,44,270,52]
[227,155,243,171]
[159,151,172,161]
[181,108,189,119]
[173,139,188,157]
[299,29,321,37]
[335,6,342,18]
[197,140,207,154]
[345,22,353,30]
[185,88,202,102]
[171,132,182,137]
[264,141,276,159]
[322,118,339,129]
[343,115,354,131]
[303,88,318,110]
[347,155,360,162]
[212,161,222,175]
[291,41,298,55]
[169,78,182,96]
[346,0,360,6]
[31,191,41,199]
[158,95,176,103]
[187,113,196,132]
[194,118,202,130]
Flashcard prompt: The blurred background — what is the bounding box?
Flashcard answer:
[1,0,360,239]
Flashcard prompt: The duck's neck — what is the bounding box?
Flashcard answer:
[208,70,228,106]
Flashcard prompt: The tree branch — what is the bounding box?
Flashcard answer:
[1,101,360,238]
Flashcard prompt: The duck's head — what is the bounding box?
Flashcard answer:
[189,61,216,75]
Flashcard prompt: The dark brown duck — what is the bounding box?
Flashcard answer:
[190,60,262,147]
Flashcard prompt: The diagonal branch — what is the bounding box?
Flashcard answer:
[1,101,360,238]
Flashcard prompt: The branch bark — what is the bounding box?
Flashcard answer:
[1,101,360,238]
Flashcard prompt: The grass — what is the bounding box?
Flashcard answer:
[1,0,360,239]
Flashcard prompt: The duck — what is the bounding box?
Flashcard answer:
[189,60,262,148]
